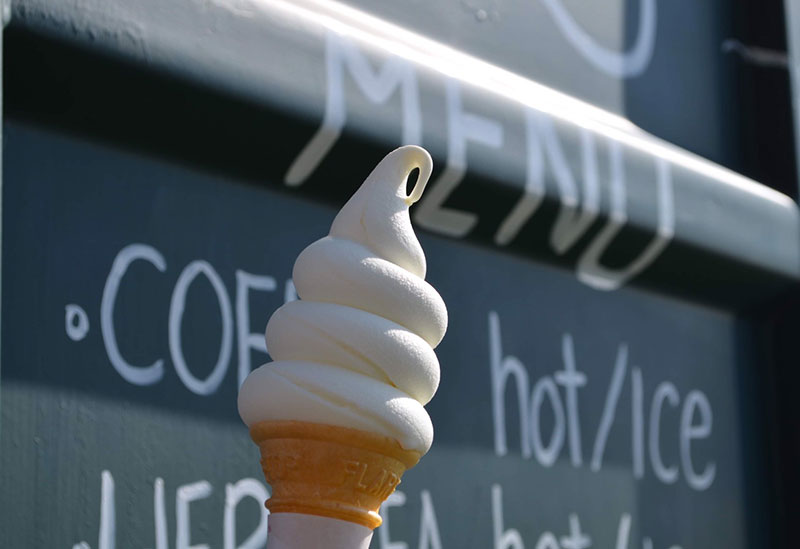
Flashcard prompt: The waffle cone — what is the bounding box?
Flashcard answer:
[251,420,422,530]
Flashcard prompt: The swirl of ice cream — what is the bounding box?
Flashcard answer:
[238,146,447,454]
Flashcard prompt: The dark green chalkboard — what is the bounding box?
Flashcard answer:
[1,122,768,548]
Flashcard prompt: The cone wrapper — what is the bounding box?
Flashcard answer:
[267,512,373,549]
[251,420,422,530]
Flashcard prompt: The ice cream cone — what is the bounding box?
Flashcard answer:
[251,420,421,530]
[239,147,446,547]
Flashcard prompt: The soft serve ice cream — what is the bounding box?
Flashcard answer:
[238,145,447,455]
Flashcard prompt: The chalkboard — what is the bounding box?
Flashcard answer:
[0,122,768,548]
[333,0,739,170]
[10,0,799,308]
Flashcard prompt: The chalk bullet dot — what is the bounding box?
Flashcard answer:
[66,304,90,341]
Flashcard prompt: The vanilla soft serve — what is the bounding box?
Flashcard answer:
[238,145,447,453]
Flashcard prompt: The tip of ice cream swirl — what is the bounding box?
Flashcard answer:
[238,146,447,454]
